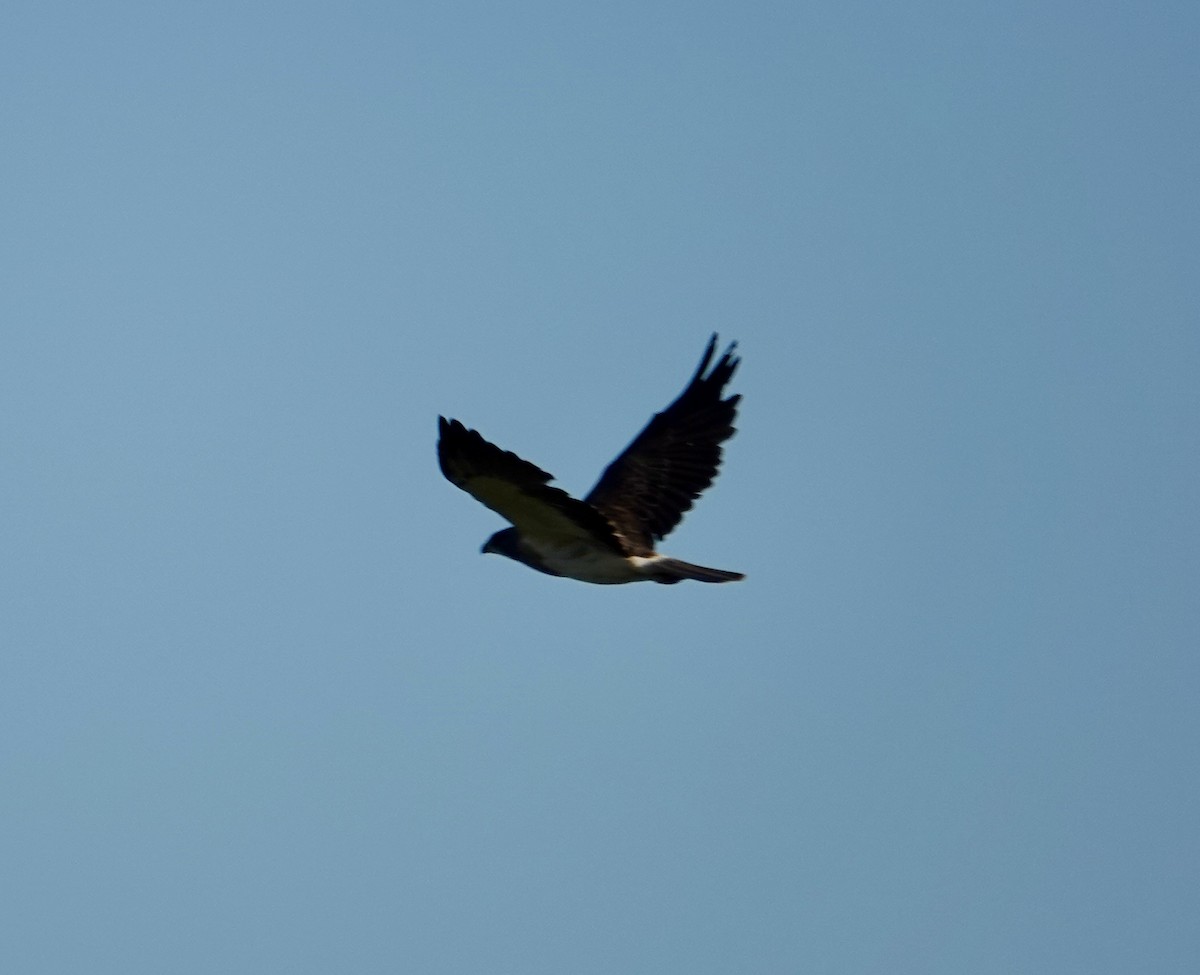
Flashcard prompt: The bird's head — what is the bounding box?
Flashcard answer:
[481,527,519,558]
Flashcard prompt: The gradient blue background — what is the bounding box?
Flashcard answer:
[3,2,1197,972]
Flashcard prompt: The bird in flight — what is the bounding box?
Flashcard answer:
[437,335,744,585]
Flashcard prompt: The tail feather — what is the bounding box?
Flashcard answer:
[652,558,745,584]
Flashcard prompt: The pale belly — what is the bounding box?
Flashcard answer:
[533,540,654,584]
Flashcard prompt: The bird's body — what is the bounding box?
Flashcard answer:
[480,525,741,585]
[484,526,647,584]
[437,335,743,585]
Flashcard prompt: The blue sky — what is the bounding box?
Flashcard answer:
[2,1,1197,972]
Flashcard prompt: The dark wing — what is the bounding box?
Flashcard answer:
[437,417,625,554]
[584,335,740,555]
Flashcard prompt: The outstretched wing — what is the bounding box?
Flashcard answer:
[437,417,625,553]
[584,335,740,555]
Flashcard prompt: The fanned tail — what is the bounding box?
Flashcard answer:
[652,558,745,585]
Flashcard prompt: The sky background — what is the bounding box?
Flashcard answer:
[2,1,1197,972]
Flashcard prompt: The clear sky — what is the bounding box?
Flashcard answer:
[2,1,1197,972]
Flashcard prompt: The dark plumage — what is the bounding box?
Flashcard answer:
[437,335,743,585]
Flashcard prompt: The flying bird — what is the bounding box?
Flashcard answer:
[437,335,744,585]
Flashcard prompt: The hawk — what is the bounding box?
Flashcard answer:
[436,335,744,585]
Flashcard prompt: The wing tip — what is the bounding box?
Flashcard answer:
[706,331,740,367]
[692,333,740,389]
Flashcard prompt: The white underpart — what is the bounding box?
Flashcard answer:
[531,539,664,584]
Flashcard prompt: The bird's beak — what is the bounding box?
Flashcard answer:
[480,540,494,555]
